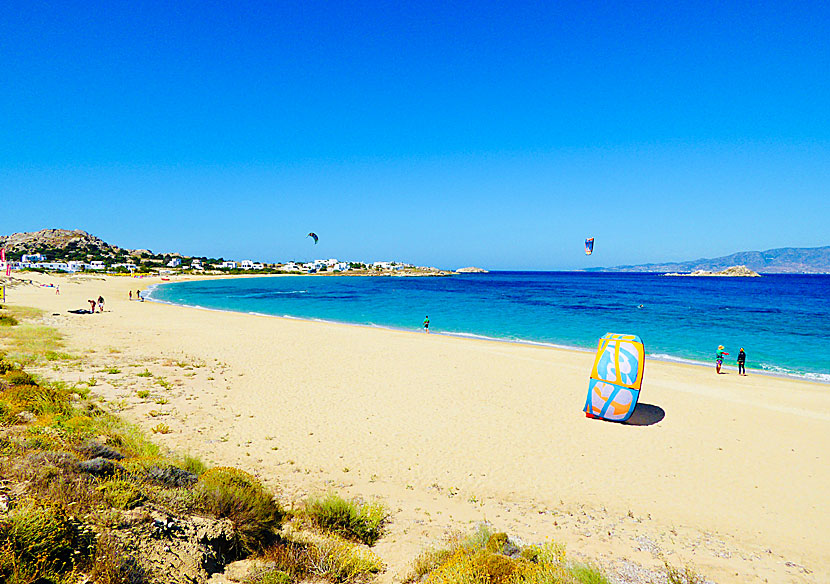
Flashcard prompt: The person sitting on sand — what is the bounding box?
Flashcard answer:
[88,299,97,314]
[423,316,429,334]
[716,345,729,374]
[737,348,746,376]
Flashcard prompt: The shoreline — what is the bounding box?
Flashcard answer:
[8,272,830,583]
[145,279,830,385]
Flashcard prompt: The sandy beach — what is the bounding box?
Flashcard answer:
[7,273,829,583]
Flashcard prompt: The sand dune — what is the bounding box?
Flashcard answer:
[9,273,829,583]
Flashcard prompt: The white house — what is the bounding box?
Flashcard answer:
[217,261,237,269]
[239,260,254,270]
[279,262,302,272]
[167,258,182,268]
[67,261,85,272]
[22,253,46,263]
[111,263,138,271]
[87,261,106,271]
[38,262,71,272]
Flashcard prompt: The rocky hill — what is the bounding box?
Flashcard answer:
[664,265,761,277]
[0,229,126,260]
[589,245,830,274]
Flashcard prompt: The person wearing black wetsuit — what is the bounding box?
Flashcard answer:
[737,348,746,376]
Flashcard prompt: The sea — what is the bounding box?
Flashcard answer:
[147,272,830,383]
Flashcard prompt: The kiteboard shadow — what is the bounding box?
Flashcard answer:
[623,403,665,426]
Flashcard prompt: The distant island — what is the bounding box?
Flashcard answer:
[587,245,830,274]
[455,266,489,273]
[663,265,761,277]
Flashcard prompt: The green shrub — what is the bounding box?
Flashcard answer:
[0,314,18,326]
[3,383,71,416]
[3,370,35,386]
[196,467,284,554]
[98,479,146,510]
[569,563,609,584]
[0,503,95,581]
[302,493,389,546]
[180,453,208,476]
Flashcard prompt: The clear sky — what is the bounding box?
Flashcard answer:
[2,1,828,269]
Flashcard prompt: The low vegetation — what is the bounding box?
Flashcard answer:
[404,524,608,584]
[300,493,389,546]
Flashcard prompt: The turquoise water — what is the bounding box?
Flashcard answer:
[148,272,830,383]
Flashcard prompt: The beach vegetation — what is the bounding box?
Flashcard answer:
[151,422,171,434]
[137,368,153,377]
[0,314,18,326]
[569,563,610,584]
[98,479,146,509]
[196,467,284,554]
[137,389,150,398]
[0,502,96,582]
[664,561,704,584]
[0,323,68,365]
[404,524,600,584]
[300,493,389,546]
[255,534,383,584]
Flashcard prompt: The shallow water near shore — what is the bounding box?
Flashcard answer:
[149,272,830,382]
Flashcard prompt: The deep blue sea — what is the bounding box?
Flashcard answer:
[148,272,830,383]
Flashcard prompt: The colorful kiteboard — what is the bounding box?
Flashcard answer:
[584,333,645,422]
[585,238,594,255]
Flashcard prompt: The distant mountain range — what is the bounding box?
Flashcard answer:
[588,246,830,274]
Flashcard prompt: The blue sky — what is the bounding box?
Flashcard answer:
[2,1,828,269]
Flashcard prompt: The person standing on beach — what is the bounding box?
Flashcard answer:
[55,285,60,295]
[716,345,729,374]
[88,299,96,314]
[737,348,746,376]
[423,316,429,334]
[129,290,132,301]
[97,296,105,313]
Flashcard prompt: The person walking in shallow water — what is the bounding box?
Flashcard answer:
[737,348,746,376]
[423,316,429,334]
[716,345,729,374]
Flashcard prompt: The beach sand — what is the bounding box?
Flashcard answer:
[8,273,829,583]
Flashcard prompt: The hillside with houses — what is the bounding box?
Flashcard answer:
[0,229,452,277]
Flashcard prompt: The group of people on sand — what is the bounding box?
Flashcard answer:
[128,290,143,302]
[716,345,747,375]
[87,296,105,314]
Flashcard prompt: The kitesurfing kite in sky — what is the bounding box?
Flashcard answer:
[585,237,594,255]
[584,333,645,422]
[307,232,318,244]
